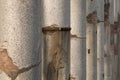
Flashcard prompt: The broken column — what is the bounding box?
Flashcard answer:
[42,0,70,80]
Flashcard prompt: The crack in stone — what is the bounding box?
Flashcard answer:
[71,34,86,39]
[0,49,41,80]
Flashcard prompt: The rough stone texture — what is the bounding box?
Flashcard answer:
[0,0,41,80]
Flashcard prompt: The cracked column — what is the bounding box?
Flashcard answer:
[0,0,41,80]
[109,0,115,80]
[42,0,70,80]
[96,0,104,80]
[104,1,112,80]
[70,0,86,80]
[86,0,97,80]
